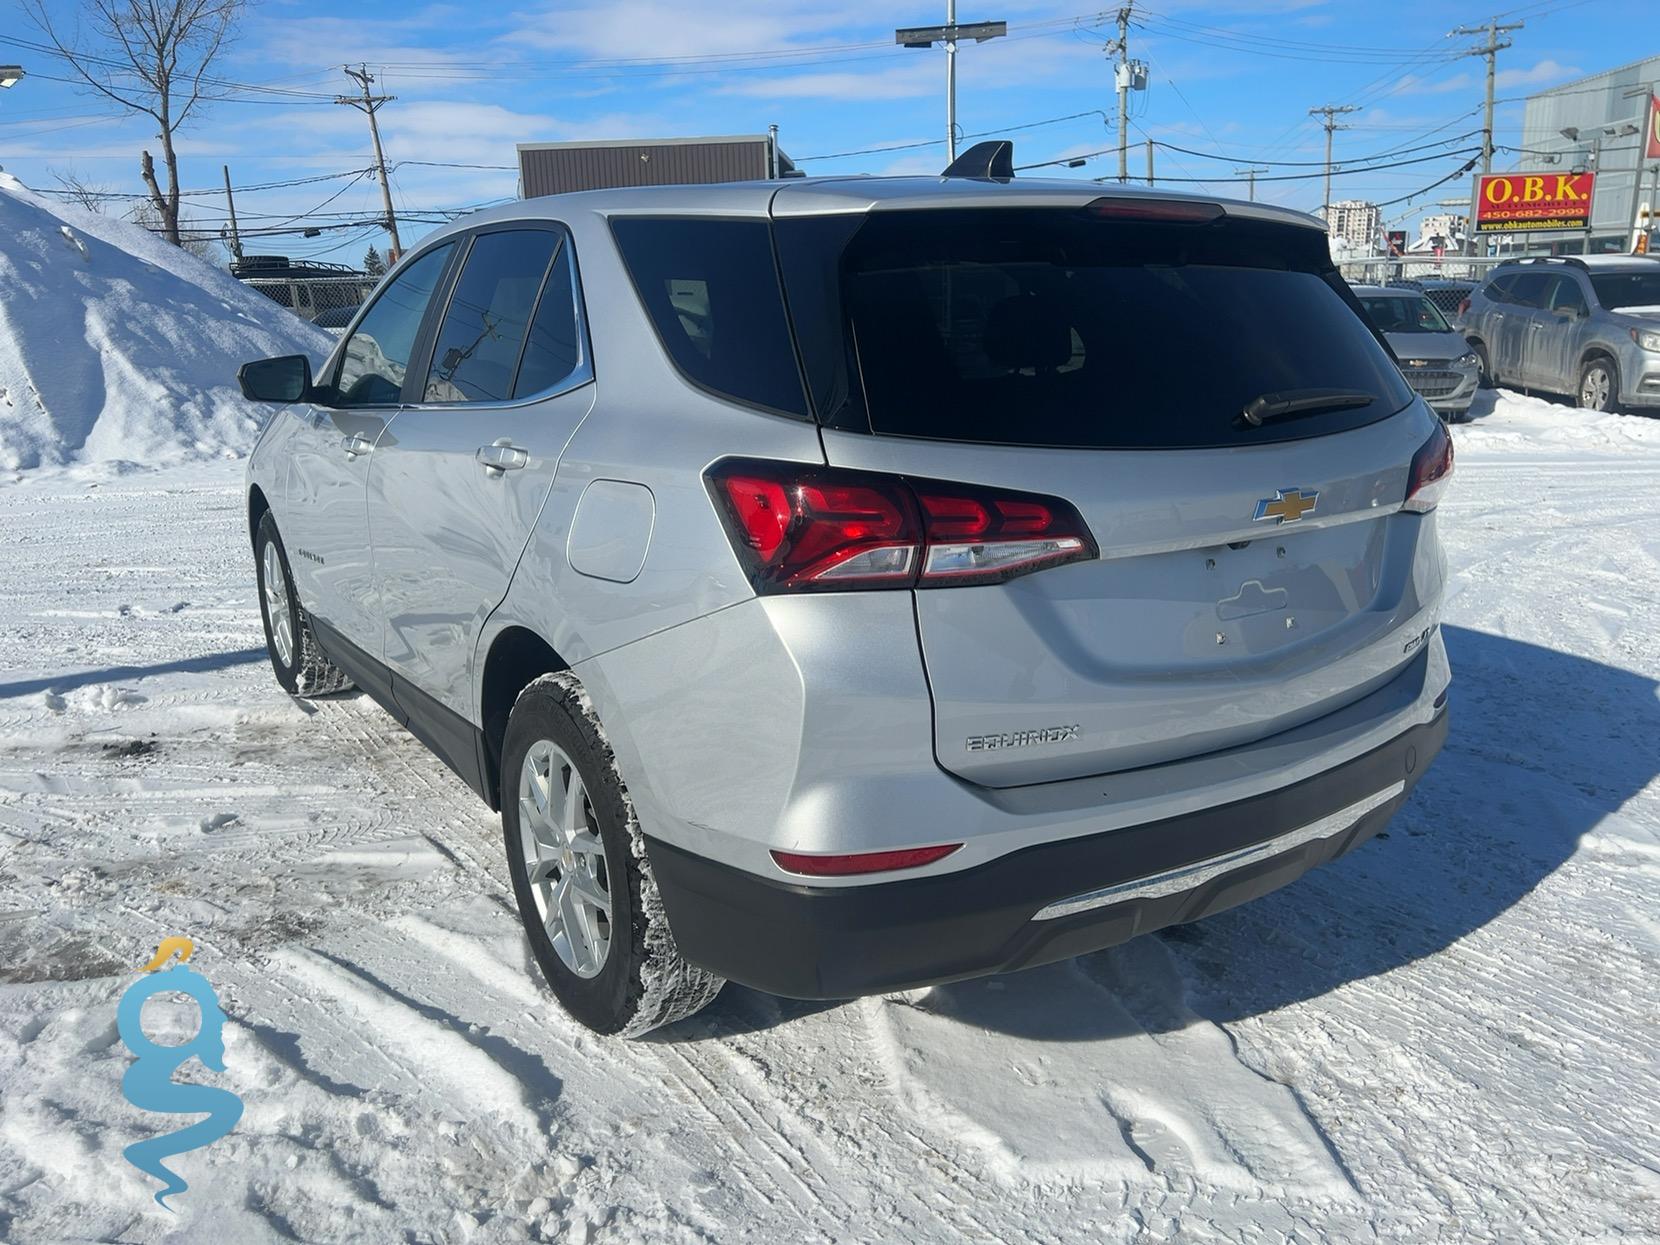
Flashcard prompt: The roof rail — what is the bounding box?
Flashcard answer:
[941,140,1014,181]
[1496,255,1588,271]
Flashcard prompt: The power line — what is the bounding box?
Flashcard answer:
[800,109,1108,162]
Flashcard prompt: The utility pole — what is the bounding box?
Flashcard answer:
[335,64,402,260]
[896,8,1006,164]
[1309,104,1361,223]
[1452,17,1524,176]
[221,165,243,261]
[1105,7,1147,184]
[1235,165,1269,201]
[1146,139,1154,187]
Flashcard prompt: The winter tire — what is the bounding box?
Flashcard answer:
[1577,357,1619,414]
[254,512,354,698]
[502,673,724,1037]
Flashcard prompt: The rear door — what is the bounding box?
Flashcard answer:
[1527,273,1589,392]
[779,202,1439,787]
[367,224,595,720]
[281,243,455,650]
[1498,271,1550,385]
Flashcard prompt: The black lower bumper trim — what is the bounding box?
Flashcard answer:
[646,710,1447,1000]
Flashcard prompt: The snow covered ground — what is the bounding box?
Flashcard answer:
[1,388,1657,1243]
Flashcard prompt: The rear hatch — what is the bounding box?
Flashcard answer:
[775,195,1438,788]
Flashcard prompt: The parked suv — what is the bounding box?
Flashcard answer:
[1354,285,1481,419]
[1462,255,1660,412]
[238,171,1452,1037]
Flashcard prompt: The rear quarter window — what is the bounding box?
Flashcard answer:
[610,217,808,418]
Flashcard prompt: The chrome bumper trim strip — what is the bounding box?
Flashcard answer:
[1030,781,1407,922]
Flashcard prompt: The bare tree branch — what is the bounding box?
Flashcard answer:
[23,0,247,249]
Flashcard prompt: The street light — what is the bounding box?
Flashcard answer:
[0,66,25,89]
[896,7,1006,164]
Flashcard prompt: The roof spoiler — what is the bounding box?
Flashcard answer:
[942,140,1014,181]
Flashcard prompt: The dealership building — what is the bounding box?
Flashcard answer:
[1510,56,1659,254]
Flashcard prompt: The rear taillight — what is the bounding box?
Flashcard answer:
[1403,421,1454,513]
[771,844,962,877]
[1458,296,1471,317]
[706,459,1096,592]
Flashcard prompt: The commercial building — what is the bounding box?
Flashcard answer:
[1514,57,1659,254]
[517,135,798,199]
[1326,199,1382,250]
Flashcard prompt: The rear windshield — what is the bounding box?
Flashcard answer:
[776,207,1412,449]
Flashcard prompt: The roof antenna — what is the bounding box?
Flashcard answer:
[942,140,1014,181]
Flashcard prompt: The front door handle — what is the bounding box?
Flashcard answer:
[341,433,373,458]
[477,439,529,474]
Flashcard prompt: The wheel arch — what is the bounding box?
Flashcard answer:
[479,626,571,810]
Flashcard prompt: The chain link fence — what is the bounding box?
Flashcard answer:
[241,276,378,326]
[1334,256,1521,317]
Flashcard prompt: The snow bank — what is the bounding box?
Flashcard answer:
[0,172,331,472]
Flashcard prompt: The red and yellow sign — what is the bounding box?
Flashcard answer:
[1647,94,1660,162]
[1473,171,1596,233]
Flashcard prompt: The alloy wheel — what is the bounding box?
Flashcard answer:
[262,542,294,668]
[1581,365,1612,411]
[518,739,612,977]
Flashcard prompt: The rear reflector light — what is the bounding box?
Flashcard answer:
[771,844,962,877]
[1080,196,1224,224]
[707,459,1096,592]
[1403,420,1454,513]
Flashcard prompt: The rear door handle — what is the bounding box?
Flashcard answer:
[341,433,373,458]
[477,440,529,474]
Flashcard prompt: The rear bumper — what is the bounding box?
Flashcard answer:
[647,706,1448,1000]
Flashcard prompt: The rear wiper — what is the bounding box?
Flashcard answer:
[1239,388,1375,428]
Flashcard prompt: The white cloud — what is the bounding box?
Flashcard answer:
[1497,59,1581,89]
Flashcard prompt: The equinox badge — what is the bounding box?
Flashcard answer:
[966,725,1081,752]
[1254,488,1319,524]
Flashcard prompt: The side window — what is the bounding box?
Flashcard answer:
[1544,275,1588,316]
[1507,272,1550,309]
[1484,274,1516,305]
[513,242,585,398]
[423,230,559,404]
[335,244,454,407]
[610,217,808,417]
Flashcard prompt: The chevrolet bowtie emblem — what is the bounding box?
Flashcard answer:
[1254,488,1319,524]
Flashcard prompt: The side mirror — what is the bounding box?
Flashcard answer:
[238,354,313,404]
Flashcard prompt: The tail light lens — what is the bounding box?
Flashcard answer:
[706,459,1097,592]
[1458,296,1471,317]
[1403,421,1454,513]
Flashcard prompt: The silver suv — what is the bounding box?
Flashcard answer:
[1462,255,1660,412]
[238,170,1453,1036]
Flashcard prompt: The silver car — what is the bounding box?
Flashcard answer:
[1462,255,1660,412]
[238,170,1453,1036]
[1355,285,1481,420]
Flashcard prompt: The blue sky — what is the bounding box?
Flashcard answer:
[0,0,1635,263]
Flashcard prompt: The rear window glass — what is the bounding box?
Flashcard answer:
[610,218,807,417]
[777,208,1412,449]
